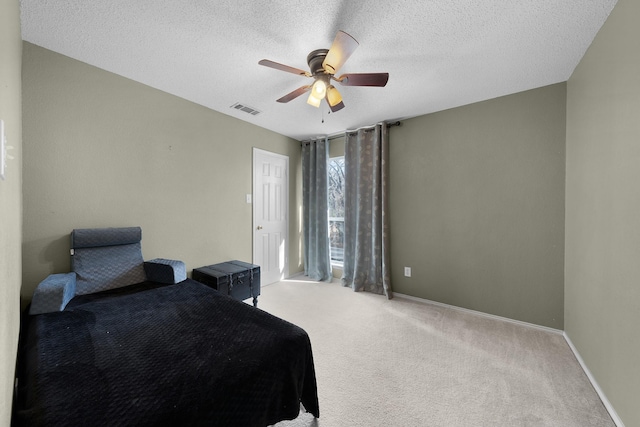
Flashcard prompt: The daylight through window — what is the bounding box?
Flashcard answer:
[328,157,345,265]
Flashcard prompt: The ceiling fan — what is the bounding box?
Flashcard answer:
[259,31,389,112]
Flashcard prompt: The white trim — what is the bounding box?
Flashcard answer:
[286,271,306,279]
[393,292,563,335]
[563,333,625,427]
[284,271,340,284]
[252,148,289,282]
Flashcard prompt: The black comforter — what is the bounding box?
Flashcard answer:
[17,279,319,426]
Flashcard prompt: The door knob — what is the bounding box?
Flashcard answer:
[257,225,263,230]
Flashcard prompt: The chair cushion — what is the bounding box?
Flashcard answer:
[71,227,142,249]
[71,227,147,295]
[29,273,76,315]
[144,258,187,284]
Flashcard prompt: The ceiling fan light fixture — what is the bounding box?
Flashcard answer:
[311,79,327,99]
[259,30,388,112]
[306,92,322,108]
[326,85,342,107]
[322,31,359,75]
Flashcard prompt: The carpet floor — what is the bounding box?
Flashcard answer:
[264,277,614,427]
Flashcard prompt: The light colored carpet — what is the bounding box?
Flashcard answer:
[264,277,614,427]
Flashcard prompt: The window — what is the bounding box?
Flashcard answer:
[328,157,345,265]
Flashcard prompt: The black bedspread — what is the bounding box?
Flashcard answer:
[17,279,319,426]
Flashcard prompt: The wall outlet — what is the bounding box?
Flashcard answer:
[404,267,412,277]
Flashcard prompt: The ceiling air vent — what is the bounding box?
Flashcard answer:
[230,102,261,116]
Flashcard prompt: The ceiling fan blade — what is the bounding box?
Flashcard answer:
[259,59,311,77]
[322,31,359,74]
[276,85,312,103]
[336,73,389,87]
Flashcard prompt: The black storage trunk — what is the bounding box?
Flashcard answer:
[192,260,261,306]
[228,260,261,287]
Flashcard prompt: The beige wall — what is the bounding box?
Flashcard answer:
[18,2,639,422]
[328,136,345,158]
[0,0,23,423]
[389,84,567,329]
[565,0,640,424]
[21,42,303,302]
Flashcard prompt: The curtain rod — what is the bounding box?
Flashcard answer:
[332,120,402,140]
[302,120,402,145]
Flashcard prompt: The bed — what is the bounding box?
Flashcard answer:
[15,227,319,426]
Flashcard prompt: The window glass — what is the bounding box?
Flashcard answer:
[328,157,345,265]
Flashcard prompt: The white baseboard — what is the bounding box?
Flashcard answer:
[284,272,339,283]
[563,333,625,427]
[393,292,563,335]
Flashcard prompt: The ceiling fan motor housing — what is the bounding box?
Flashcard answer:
[307,49,329,75]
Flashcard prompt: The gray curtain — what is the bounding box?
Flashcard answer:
[302,137,332,281]
[341,123,392,298]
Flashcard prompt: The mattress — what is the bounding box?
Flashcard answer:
[17,279,319,426]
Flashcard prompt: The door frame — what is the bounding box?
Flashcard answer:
[252,147,289,282]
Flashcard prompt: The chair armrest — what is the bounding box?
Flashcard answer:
[29,273,76,315]
[144,258,187,284]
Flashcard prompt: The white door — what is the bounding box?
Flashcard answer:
[253,148,289,285]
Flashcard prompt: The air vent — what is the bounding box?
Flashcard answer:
[230,103,261,116]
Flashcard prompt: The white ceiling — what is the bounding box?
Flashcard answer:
[20,0,617,141]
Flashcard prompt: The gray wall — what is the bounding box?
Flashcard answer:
[565,0,640,424]
[17,1,639,422]
[389,84,567,329]
[0,0,23,423]
[21,42,303,302]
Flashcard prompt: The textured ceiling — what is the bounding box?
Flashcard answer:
[20,0,617,141]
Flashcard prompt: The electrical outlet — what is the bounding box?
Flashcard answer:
[404,267,412,277]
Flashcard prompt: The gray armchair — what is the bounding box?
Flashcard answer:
[30,227,186,314]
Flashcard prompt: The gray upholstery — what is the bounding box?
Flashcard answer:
[71,226,142,248]
[144,258,187,284]
[29,273,76,315]
[71,227,147,295]
[30,226,186,313]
